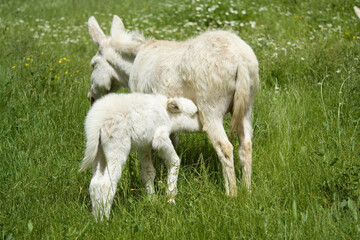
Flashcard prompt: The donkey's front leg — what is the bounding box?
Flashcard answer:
[202,119,237,197]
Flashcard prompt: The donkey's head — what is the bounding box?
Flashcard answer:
[88,15,145,103]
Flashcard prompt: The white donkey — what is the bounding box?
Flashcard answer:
[80,93,201,220]
[87,16,259,196]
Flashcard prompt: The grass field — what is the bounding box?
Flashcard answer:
[1,0,359,238]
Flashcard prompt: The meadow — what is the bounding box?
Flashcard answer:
[0,0,359,238]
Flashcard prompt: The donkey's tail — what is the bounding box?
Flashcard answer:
[79,129,101,172]
[229,64,259,139]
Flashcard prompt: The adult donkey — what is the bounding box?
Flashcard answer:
[87,15,259,197]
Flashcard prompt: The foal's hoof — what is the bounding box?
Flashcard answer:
[167,199,176,204]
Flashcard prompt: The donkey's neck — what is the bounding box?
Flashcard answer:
[116,52,136,75]
[104,49,136,88]
[109,35,147,87]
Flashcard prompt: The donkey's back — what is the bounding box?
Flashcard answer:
[130,30,259,101]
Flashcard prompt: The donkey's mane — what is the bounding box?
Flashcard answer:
[110,30,149,56]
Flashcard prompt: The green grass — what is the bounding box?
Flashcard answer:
[1,0,359,238]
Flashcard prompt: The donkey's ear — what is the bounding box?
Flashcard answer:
[166,98,181,113]
[88,16,106,46]
[111,15,125,38]
[355,6,360,19]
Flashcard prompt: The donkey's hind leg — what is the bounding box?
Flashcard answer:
[237,111,253,191]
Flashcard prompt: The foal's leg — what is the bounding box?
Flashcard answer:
[153,128,181,203]
[101,139,129,219]
[90,138,130,220]
[89,148,107,221]
[170,133,179,147]
[139,148,156,194]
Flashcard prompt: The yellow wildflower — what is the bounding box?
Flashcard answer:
[12,66,15,69]
[58,60,62,63]
[26,58,31,61]
[25,63,29,66]
[50,68,53,71]
[63,57,67,61]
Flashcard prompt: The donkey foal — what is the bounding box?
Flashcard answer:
[80,93,201,220]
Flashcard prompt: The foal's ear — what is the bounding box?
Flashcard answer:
[88,16,106,46]
[111,15,125,38]
[166,98,181,113]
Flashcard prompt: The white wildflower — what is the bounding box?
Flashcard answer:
[249,21,256,28]
[229,8,238,14]
[208,5,218,12]
[259,7,268,12]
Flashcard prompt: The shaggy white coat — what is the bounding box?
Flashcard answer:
[88,16,260,196]
[80,93,201,220]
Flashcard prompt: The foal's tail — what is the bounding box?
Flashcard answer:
[229,64,259,139]
[79,129,101,172]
